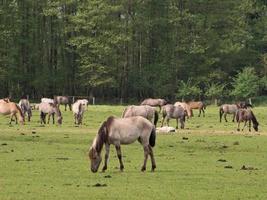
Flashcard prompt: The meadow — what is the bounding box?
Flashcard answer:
[1,105,267,200]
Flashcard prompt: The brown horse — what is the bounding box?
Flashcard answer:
[236,109,259,132]
[141,98,167,112]
[0,98,10,103]
[188,101,206,117]
[89,116,156,173]
[0,102,24,124]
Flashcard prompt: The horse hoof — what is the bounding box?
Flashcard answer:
[141,167,146,172]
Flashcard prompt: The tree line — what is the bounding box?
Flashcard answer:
[0,0,267,103]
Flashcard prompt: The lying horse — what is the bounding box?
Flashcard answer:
[0,101,24,124]
[122,105,158,126]
[54,96,72,111]
[188,101,206,117]
[174,101,192,118]
[89,116,156,173]
[18,99,32,122]
[236,109,259,132]
[219,104,239,122]
[161,104,186,129]
[39,102,62,125]
[140,98,167,112]
[72,100,87,125]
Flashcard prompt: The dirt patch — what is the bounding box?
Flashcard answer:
[233,141,239,145]
[93,183,107,187]
[182,137,189,140]
[224,165,233,169]
[1,143,7,146]
[241,165,258,170]
[217,159,227,162]
[104,175,112,178]
[56,157,69,160]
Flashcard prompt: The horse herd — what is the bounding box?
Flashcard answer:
[0,96,260,173]
[0,96,88,125]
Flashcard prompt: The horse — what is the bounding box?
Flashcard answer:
[39,102,62,125]
[188,101,206,117]
[88,116,156,173]
[161,104,186,129]
[140,98,167,112]
[0,101,24,124]
[236,109,259,132]
[41,98,54,104]
[122,105,158,126]
[72,100,87,125]
[174,101,192,118]
[18,99,32,122]
[76,99,89,107]
[219,104,239,122]
[54,96,72,111]
[236,101,253,109]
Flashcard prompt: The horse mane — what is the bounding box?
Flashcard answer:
[94,117,114,153]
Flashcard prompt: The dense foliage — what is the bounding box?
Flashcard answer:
[0,0,267,102]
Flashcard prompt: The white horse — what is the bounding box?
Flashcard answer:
[41,98,54,104]
[72,100,87,125]
[76,99,89,107]
[89,116,156,173]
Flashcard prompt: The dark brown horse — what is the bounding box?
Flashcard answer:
[88,116,156,173]
[236,109,259,132]
[141,98,167,112]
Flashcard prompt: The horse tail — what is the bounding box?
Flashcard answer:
[15,104,24,121]
[149,127,156,147]
[153,110,159,126]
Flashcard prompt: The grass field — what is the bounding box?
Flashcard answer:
[1,105,267,200]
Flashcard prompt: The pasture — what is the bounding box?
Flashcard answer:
[1,105,267,199]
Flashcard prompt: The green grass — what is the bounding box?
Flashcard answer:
[1,105,267,199]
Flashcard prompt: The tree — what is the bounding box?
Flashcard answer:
[231,67,260,102]
[176,79,201,101]
[205,83,226,105]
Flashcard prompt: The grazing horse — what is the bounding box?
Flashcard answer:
[161,104,186,129]
[141,98,167,112]
[122,105,159,126]
[188,101,206,117]
[236,109,259,132]
[219,104,239,122]
[174,101,192,118]
[72,100,87,125]
[76,99,89,107]
[18,99,32,122]
[54,96,72,111]
[88,116,156,173]
[0,102,24,124]
[236,101,253,109]
[39,102,62,125]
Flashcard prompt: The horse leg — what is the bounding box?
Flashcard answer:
[15,114,18,124]
[102,144,110,172]
[224,113,228,122]
[202,108,205,117]
[242,121,247,131]
[248,120,251,132]
[198,109,201,117]
[52,113,55,124]
[9,113,14,124]
[176,118,178,129]
[141,145,149,172]
[161,116,165,127]
[180,118,185,129]
[237,121,240,131]
[232,113,235,122]
[47,114,51,124]
[166,118,170,127]
[115,145,124,171]
[65,104,67,111]
[148,145,156,172]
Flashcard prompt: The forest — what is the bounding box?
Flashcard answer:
[0,0,267,102]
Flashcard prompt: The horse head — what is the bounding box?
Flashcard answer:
[88,147,102,173]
